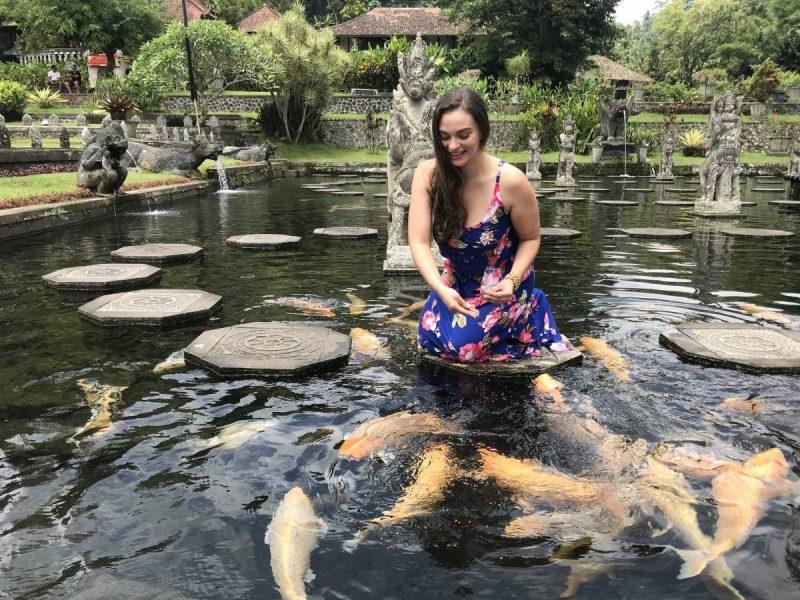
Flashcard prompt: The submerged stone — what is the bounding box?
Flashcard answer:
[621,228,692,239]
[79,289,222,327]
[313,227,377,239]
[111,243,204,265]
[720,228,794,238]
[540,227,581,239]
[226,234,301,250]
[43,263,161,292]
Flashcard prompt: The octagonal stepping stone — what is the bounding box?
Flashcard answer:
[653,179,674,184]
[110,243,204,265]
[720,228,794,238]
[751,187,786,192]
[625,187,654,192]
[660,322,800,373]
[79,289,222,327]
[537,187,569,194]
[655,200,695,206]
[577,179,603,183]
[226,234,301,250]
[667,187,699,193]
[541,227,581,239]
[43,263,161,292]
[595,200,639,206]
[364,177,387,183]
[769,200,800,207]
[421,346,582,378]
[331,190,365,196]
[374,193,387,198]
[740,201,757,206]
[621,228,692,239]
[313,187,340,193]
[313,227,377,239]
[581,187,611,192]
[301,183,338,190]
[185,322,351,377]
[551,195,586,202]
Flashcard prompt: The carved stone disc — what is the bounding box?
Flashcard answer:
[313,227,377,239]
[621,228,692,239]
[596,200,639,206]
[185,322,351,376]
[720,228,794,238]
[660,322,800,372]
[43,263,161,291]
[374,193,388,198]
[226,234,301,250]
[110,243,204,265]
[581,187,611,192]
[541,227,581,239]
[624,187,655,192]
[79,288,222,327]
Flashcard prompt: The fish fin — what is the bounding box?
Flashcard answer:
[675,548,709,579]
[303,569,316,584]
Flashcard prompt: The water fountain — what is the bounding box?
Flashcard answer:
[215,157,229,191]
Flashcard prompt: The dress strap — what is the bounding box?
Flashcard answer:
[495,160,505,184]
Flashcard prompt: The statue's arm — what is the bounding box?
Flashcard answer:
[80,146,107,170]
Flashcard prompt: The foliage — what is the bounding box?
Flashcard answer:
[692,68,729,88]
[643,82,699,103]
[0,62,47,90]
[438,0,618,81]
[779,70,800,89]
[505,51,531,81]
[7,0,162,55]
[129,20,273,117]
[775,28,800,71]
[94,76,162,113]
[746,59,780,102]
[0,80,27,121]
[97,94,135,120]
[627,124,661,153]
[256,3,349,143]
[207,0,296,25]
[517,101,560,152]
[678,127,708,156]
[712,42,760,79]
[329,0,379,21]
[26,88,66,109]
[436,74,489,103]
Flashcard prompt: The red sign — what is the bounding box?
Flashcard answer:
[87,54,108,67]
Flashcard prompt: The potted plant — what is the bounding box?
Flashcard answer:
[692,68,729,100]
[679,128,708,157]
[779,70,800,103]
[746,59,780,117]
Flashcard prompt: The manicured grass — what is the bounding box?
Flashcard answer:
[630,112,800,124]
[657,151,790,166]
[11,137,83,148]
[24,106,99,115]
[497,150,594,164]
[278,143,383,163]
[0,171,182,201]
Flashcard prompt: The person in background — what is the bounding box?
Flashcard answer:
[46,65,62,92]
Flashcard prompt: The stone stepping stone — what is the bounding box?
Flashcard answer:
[595,200,639,206]
[43,263,161,292]
[363,178,387,184]
[79,289,222,327]
[537,187,569,194]
[624,187,655,192]
[421,346,582,378]
[110,243,203,265]
[720,228,794,238]
[751,187,786,192]
[226,234,301,250]
[185,322,351,377]
[755,175,781,179]
[769,200,800,207]
[577,179,603,183]
[621,228,692,239]
[655,200,695,206]
[740,201,757,206]
[667,187,699,193]
[301,183,338,190]
[612,180,638,184]
[550,195,586,202]
[373,193,387,198]
[541,227,581,239]
[660,322,800,373]
[581,187,611,192]
[313,187,341,193]
[313,227,377,239]
[653,179,675,184]
[330,190,365,196]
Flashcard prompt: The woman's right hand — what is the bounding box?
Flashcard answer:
[437,286,479,319]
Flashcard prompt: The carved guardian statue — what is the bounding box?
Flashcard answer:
[77,121,129,194]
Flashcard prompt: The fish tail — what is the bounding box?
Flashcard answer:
[342,528,369,553]
[675,548,710,579]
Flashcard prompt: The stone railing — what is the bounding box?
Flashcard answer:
[20,47,83,66]
[632,121,800,154]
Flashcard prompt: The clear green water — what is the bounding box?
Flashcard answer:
[1,174,799,599]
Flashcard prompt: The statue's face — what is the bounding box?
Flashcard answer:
[402,60,426,100]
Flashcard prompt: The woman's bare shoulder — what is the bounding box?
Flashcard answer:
[499,163,533,204]
[415,158,437,174]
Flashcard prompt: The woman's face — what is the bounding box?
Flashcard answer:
[438,108,482,168]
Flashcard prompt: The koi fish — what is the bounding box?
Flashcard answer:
[263,298,335,318]
[153,349,185,374]
[349,328,389,359]
[266,487,322,600]
[73,380,127,438]
[345,292,366,315]
[532,373,567,411]
[388,299,427,321]
[652,444,737,480]
[720,393,763,418]
[203,420,276,450]
[578,337,631,381]
[736,303,792,326]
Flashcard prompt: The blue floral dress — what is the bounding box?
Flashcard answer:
[418,161,572,363]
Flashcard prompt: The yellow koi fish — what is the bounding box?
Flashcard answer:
[349,328,389,359]
[578,337,631,381]
[73,380,127,438]
[345,292,366,315]
[263,298,335,318]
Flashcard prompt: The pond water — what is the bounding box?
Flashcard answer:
[1,174,799,599]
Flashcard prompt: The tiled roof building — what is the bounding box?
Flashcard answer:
[163,0,215,22]
[238,4,280,34]
[332,8,465,51]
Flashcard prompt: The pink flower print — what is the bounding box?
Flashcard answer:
[509,301,525,321]
[525,346,542,357]
[479,230,495,246]
[421,310,439,331]
[480,267,502,292]
[550,340,569,352]
[543,312,551,331]
[482,307,503,332]
[518,329,533,344]
[491,335,500,344]
[458,342,490,363]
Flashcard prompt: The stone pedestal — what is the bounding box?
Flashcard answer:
[383,244,442,276]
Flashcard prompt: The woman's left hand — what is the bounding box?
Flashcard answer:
[482,278,515,304]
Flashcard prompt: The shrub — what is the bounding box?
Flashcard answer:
[679,128,707,157]
[436,74,489,103]
[643,82,699,103]
[27,88,66,109]
[0,63,48,90]
[692,68,729,89]
[97,95,135,120]
[0,80,28,121]
[516,101,560,152]
[627,124,662,155]
[778,70,800,90]
[746,59,780,103]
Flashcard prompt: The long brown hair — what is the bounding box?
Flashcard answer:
[430,87,491,243]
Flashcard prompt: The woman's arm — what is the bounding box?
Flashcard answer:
[482,167,541,304]
[408,160,479,318]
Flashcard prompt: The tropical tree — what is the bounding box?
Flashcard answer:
[255,3,349,143]
[128,20,274,118]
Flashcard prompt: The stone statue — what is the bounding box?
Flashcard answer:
[101,114,112,128]
[787,136,800,177]
[22,114,32,127]
[130,115,141,138]
[172,127,181,142]
[696,92,743,216]
[29,125,42,149]
[526,128,542,180]
[59,126,70,149]
[221,142,276,162]
[183,128,191,143]
[364,110,381,154]
[183,115,193,129]
[0,115,9,149]
[156,115,167,139]
[597,98,636,140]
[81,126,92,146]
[385,32,437,270]
[120,121,128,139]
[75,114,87,128]
[77,121,128,194]
[122,139,222,178]
[148,124,158,141]
[555,119,576,186]
[657,127,675,180]
[48,114,59,127]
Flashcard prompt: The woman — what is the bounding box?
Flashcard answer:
[409,87,571,363]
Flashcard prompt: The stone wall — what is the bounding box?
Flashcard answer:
[162,94,271,113]
[319,117,524,151]
[633,101,800,115]
[326,94,393,114]
[633,121,800,153]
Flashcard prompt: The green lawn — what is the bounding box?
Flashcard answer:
[11,137,83,148]
[0,171,182,201]
[630,112,800,124]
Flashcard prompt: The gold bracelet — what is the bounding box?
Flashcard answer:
[503,273,521,291]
